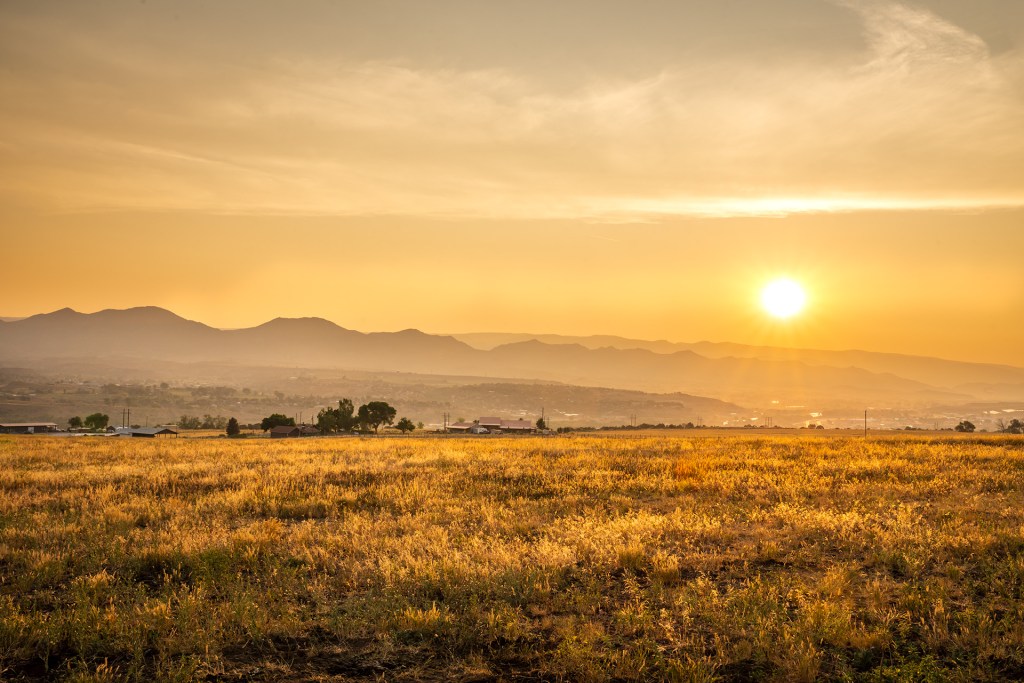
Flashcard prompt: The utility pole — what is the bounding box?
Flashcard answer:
[864,409,868,438]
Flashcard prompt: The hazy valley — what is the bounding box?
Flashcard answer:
[2,307,1021,431]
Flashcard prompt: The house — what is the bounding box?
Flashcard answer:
[500,419,534,433]
[0,422,58,434]
[270,426,301,438]
[446,417,537,434]
[114,427,179,438]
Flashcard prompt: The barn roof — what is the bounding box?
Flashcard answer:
[114,427,178,436]
[0,422,58,428]
[270,425,300,434]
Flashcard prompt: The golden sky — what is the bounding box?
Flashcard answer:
[1,1,1023,364]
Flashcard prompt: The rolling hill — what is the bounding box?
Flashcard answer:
[2,307,1021,411]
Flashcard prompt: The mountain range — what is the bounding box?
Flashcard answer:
[2,307,1023,412]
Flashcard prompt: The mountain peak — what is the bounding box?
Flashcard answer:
[96,306,184,319]
[46,307,81,316]
[257,316,346,331]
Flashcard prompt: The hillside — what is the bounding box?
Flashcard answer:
[453,331,1024,398]
[2,307,1021,413]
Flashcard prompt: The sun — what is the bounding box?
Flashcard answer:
[760,278,806,319]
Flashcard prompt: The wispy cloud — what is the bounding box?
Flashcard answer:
[1,1,1022,218]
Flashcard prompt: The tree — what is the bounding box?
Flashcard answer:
[84,413,109,431]
[261,413,295,432]
[226,417,240,437]
[357,401,396,433]
[178,415,202,430]
[395,417,416,433]
[955,420,976,433]
[316,398,358,434]
[536,417,547,430]
[201,415,228,430]
[1004,418,1023,435]
[316,409,339,434]
[67,416,83,430]
[336,398,357,431]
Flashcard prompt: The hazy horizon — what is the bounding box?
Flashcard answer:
[3,302,1023,370]
[2,1,1022,365]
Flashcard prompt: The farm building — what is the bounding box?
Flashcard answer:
[113,427,178,438]
[0,422,58,434]
[501,419,534,433]
[270,425,319,438]
[446,418,536,434]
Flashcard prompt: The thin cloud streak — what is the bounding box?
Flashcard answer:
[0,1,1022,218]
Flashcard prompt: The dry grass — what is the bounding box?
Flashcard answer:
[1,433,1023,681]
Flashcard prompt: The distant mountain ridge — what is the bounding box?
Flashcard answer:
[452,332,1024,394]
[1,307,1021,409]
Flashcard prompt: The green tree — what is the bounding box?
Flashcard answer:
[395,417,416,433]
[84,413,109,431]
[357,401,396,433]
[536,417,547,430]
[955,420,976,433]
[316,409,339,434]
[226,417,240,437]
[67,416,83,430]
[178,415,202,430]
[1000,418,1024,434]
[261,413,295,432]
[201,415,227,430]
[316,398,358,434]
[336,398,357,431]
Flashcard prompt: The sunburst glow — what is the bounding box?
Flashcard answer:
[761,278,806,319]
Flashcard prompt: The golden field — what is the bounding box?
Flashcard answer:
[1,433,1023,682]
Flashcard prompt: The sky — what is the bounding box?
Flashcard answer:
[1,0,1023,365]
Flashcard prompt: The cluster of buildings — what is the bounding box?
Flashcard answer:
[446,417,536,434]
[1,416,543,438]
[0,422,180,437]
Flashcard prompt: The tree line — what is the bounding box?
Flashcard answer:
[311,399,416,434]
[219,399,418,437]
